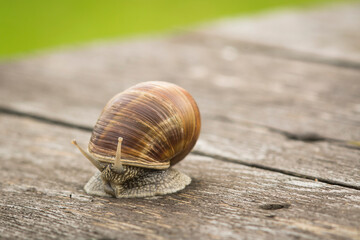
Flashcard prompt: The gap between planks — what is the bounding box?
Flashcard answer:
[1,105,359,191]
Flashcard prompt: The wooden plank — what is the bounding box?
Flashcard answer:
[2,105,359,188]
[1,30,359,141]
[197,2,360,63]
[0,23,359,188]
[169,33,360,143]
[196,117,360,188]
[0,115,360,240]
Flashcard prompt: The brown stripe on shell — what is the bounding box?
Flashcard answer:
[88,81,201,169]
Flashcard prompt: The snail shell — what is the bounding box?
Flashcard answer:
[88,81,201,169]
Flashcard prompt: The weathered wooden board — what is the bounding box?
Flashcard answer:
[196,118,360,188]
[1,34,359,141]
[0,8,359,189]
[198,2,360,63]
[1,115,360,240]
[1,3,360,239]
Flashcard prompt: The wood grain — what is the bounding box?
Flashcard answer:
[0,115,359,240]
[0,4,359,188]
[1,35,359,141]
[0,3,359,239]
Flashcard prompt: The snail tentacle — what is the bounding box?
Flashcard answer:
[71,139,105,171]
[112,137,124,174]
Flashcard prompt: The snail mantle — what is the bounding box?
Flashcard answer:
[72,81,201,198]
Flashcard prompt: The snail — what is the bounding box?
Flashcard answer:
[71,81,201,198]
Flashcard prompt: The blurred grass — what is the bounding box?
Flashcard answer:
[0,0,349,59]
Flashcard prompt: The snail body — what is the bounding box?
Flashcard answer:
[72,81,201,198]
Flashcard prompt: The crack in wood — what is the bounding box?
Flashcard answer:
[1,105,359,191]
[259,203,291,210]
[191,150,360,191]
[0,106,92,132]
[210,113,360,150]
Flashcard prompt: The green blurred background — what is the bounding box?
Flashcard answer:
[0,0,348,59]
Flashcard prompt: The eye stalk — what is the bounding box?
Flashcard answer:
[112,137,124,174]
[71,137,124,174]
[71,139,105,171]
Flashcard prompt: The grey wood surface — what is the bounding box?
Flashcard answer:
[0,2,359,240]
[198,2,360,63]
[1,6,360,188]
[1,116,359,240]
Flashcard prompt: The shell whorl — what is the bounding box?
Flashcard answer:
[88,81,201,169]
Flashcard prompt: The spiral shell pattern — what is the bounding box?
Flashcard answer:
[88,81,201,169]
